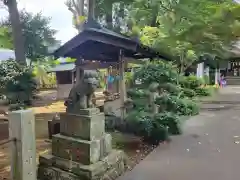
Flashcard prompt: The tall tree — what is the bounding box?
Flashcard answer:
[65,0,96,32]
[65,0,86,32]
[127,0,240,71]
[87,0,95,18]
[1,0,26,65]
[95,0,134,32]
[1,11,59,65]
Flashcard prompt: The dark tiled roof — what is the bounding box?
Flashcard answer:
[53,18,171,61]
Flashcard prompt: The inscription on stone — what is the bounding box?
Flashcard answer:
[58,170,78,180]
[43,169,55,180]
[42,168,80,180]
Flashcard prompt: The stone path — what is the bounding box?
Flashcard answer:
[118,86,240,180]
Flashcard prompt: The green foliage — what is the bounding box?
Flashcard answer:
[181,88,196,98]
[158,83,181,95]
[127,88,148,99]
[125,72,134,88]
[134,61,179,85]
[94,0,240,68]
[1,10,59,63]
[180,75,205,89]
[125,111,169,144]
[155,93,199,116]
[125,0,240,69]
[97,71,106,89]
[125,62,203,144]
[0,26,13,49]
[203,75,210,85]
[154,112,182,135]
[195,87,212,97]
[32,58,57,88]
[0,60,37,106]
[95,0,134,32]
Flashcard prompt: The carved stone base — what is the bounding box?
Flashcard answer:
[38,150,126,180]
[60,110,105,141]
[52,133,112,165]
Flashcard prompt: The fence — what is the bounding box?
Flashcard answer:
[38,83,57,90]
[0,138,16,180]
[0,110,37,180]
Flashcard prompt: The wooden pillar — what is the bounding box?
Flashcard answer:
[8,110,36,180]
[71,70,75,85]
[107,66,113,92]
[119,49,126,120]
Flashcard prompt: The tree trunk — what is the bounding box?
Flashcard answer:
[106,3,113,29]
[75,0,85,32]
[106,12,113,29]
[66,0,85,32]
[87,0,95,19]
[4,0,26,65]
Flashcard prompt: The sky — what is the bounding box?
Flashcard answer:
[0,0,77,44]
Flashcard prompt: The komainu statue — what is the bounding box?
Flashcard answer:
[64,70,99,113]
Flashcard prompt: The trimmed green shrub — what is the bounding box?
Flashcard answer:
[180,75,204,89]
[155,93,199,116]
[158,83,181,95]
[127,88,148,99]
[181,88,196,98]
[125,111,169,144]
[178,98,199,116]
[124,61,202,145]
[154,112,182,135]
[195,87,212,96]
[134,61,179,85]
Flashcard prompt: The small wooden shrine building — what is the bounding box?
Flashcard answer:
[48,60,76,99]
[53,19,171,118]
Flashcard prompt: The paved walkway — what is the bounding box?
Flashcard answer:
[118,86,240,180]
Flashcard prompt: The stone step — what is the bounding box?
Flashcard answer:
[226,77,240,85]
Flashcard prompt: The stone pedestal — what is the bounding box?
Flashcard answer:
[38,108,126,180]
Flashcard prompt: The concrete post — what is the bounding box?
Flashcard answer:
[8,110,36,180]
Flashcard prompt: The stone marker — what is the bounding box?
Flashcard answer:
[38,70,126,180]
[9,110,36,180]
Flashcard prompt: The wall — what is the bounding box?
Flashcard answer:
[0,121,8,141]
[0,114,55,141]
[219,61,229,70]
[57,84,73,100]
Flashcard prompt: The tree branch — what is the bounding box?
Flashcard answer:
[0,0,8,10]
[72,0,79,13]
[65,0,77,14]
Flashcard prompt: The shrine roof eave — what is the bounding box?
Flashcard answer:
[53,27,171,62]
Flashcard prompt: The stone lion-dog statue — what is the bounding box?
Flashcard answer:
[64,70,99,113]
